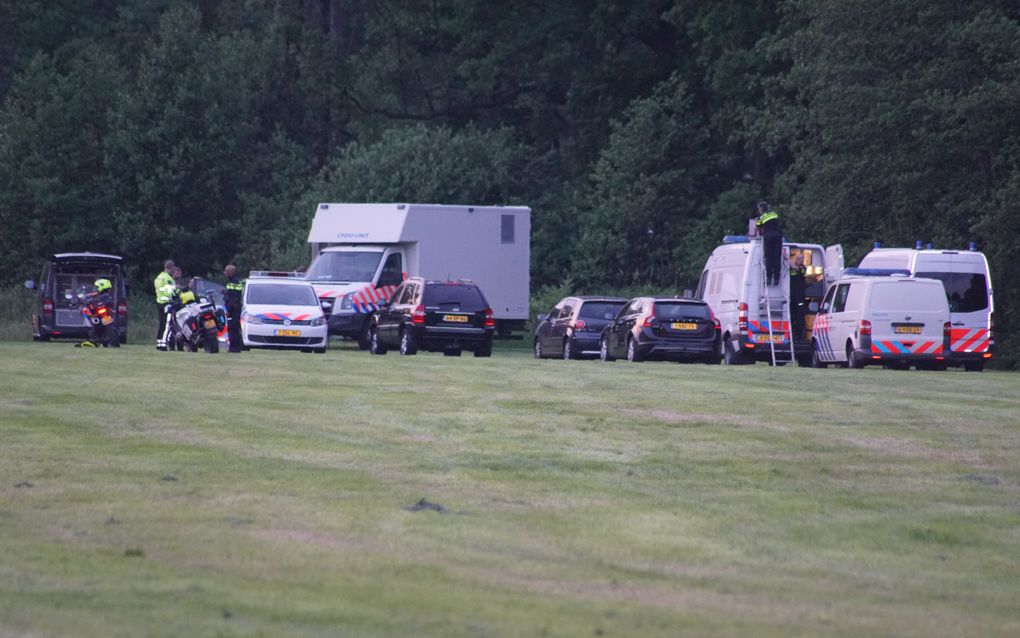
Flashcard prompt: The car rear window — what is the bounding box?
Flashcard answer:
[246,283,319,306]
[654,302,711,320]
[870,282,947,312]
[579,302,625,320]
[915,272,988,313]
[423,284,486,309]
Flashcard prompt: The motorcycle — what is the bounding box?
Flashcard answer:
[171,289,226,354]
[67,286,120,348]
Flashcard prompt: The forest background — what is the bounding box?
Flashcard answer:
[2,0,1018,366]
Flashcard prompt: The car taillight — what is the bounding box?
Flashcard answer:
[709,307,720,331]
[738,302,748,335]
[42,299,54,314]
[484,307,496,328]
[411,304,426,324]
[858,319,871,336]
[97,307,109,316]
[574,319,586,330]
[641,304,656,328]
[117,300,127,316]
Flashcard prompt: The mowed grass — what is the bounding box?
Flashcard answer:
[1,342,1018,637]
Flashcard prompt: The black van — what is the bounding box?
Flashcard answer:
[25,253,129,342]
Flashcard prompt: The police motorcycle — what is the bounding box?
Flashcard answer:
[68,278,120,348]
[171,286,227,354]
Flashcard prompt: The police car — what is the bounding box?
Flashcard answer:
[241,272,328,353]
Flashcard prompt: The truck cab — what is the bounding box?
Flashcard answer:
[306,245,406,347]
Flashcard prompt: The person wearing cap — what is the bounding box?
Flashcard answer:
[154,260,177,351]
[223,264,244,353]
[755,201,783,286]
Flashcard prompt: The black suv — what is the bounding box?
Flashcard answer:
[25,252,129,342]
[368,278,495,357]
[533,296,627,359]
[600,297,721,363]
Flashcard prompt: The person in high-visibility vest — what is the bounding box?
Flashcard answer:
[755,201,783,286]
[789,250,807,340]
[223,264,244,353]
[154,260,177,351]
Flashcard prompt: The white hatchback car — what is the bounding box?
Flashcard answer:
[242,275,328,353]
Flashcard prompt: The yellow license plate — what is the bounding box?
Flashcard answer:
[754,334,785,343]
[443,314,469,323]
[275,329,301,337]
[895,326,923,334]
[100,315,113,325]
[672,322,698,330]
[203,319,216,329]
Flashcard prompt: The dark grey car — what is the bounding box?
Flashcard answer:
[600,297,721,363]
[533,296,627,360]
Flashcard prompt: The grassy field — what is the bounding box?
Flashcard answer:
[1,341,1018,637]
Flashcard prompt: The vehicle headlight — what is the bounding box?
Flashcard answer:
[339,292,355,311]
[310,316,324,327]
[246,313,263,324]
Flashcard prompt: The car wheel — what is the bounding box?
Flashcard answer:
[357,322,371,350]
[722,339,748,365]
[600,336,614,362]
[314,348,326,354]
[369,325,387,355]
[533,338,543,359]
[474,337,493,357]
[811,341,827,368]
[563,338,574,360]
[444,348,462,357]
[847,342,865,369]
[399,329,418,356]
[626,337,643,363]
[706,345,721,364]
[964,361,985,372]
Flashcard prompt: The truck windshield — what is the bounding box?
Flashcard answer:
[246,284,319,306]
[305,251,382,283]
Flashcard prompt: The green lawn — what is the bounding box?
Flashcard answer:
[1,342,1018,637]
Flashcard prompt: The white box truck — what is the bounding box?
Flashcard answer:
[857,243,993,371]
[305,203,531,347]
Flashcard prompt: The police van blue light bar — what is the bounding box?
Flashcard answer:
[248,271,305,278]
[722,235,751,244]
[843,268,912,277]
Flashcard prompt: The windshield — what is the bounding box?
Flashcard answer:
[915,272,988,313]
[246,283,319,306]
[870,282,947,312]
[654,302,711,320]
[579,302,625,320]
[305,251,382,282]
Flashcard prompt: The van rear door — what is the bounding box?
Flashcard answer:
[867,280,947,356]
[823,245,844,288]
[916,253,991,354]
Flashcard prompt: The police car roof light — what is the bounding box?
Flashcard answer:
[722,235,751,244]
[248,270,303,278]
[926,242,933,249]
[915,240,923,249]
[969,241,977,251]
[843,267,912,277]
[874,241,882,249]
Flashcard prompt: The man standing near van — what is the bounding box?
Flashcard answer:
[789,251,807,339]
[154,260,177,351]
[223,264,243,353]
[755,201,782,286]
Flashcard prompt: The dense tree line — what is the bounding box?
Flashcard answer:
[2,0,1018,365]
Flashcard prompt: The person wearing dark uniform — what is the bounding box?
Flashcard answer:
[789,251,807,340]
[755,201,782,286]
[223,264,243,353]
[154,260,177,351]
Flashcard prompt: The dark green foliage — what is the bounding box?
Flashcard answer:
[1,0,1018,365]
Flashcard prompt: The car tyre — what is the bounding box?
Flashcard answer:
[600,336,615,362]
[369,325,387,355]
[811,341,827,368]
[963,361,985,372]
[626,337,643,363]
[563,338,575,360]
[847,342,865,369]
[722,339,749,365]
[474,337,493,358]
[533,338,543,359]
[399,329,418,356]
[357,322,372,351]
[444,348,462,357]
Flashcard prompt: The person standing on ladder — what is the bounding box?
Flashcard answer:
[755,201,782,286]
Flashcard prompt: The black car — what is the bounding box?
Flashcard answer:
[25,252,129,343]
[533,296,627,359]
[600,297,721,363]
[368,278,495,357]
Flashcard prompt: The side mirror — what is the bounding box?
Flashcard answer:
[24,279,36,290]
[64,291,73,300]
[537,313,549,322]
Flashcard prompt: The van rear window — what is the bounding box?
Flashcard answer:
[915,272,988,313]
[424,284,486,310]
[870,283,947,312]
[654,302,711,320]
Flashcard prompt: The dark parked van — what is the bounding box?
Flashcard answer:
[25,253,129,342]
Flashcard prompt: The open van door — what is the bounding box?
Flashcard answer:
[824,245,844,288]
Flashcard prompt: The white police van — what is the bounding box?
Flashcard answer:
[242,273,328,353]
[858,243,993,371]
[811,273,950,370]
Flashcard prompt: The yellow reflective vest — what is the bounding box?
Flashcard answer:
[154,271,176,304]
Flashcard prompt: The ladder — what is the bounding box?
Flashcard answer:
[758,245,796,367]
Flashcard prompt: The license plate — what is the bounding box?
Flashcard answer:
[754,334,785,343]
[100,315,113,326]
[671,322,698,330]
[275,329,301,337]
[895,326,923,334]
[203,319,216,329]
[443,314,469,323]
